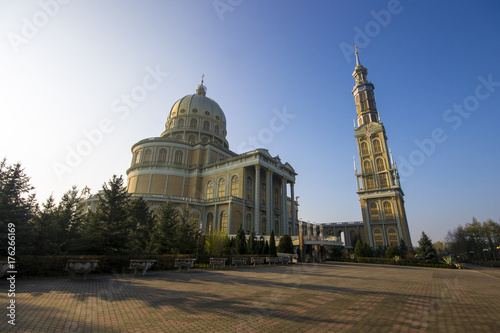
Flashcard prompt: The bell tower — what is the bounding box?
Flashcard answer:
[352,48,412,249]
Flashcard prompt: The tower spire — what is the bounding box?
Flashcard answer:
[355,45,360,66]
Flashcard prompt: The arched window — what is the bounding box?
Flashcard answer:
[174,150,183,164]
[178,118,184,128]
[274,187,279,208]
[246,177,253,200]
[144,149,152,162]
[361,142,369,155]
[384,202,394,220]
[218,178,226,198]
[203,121,210,131]
[206,180,214,199]
[363,115,370,124]
[231,175,239,197]
[261,182,266,204]
[370,202,379,221]
[206,212,214,234]
[376,158,385,172]
[388,228,398,246]
[245,213,252,233]
[158,148,167,162]
[373,229,384,246]
[190,211,201,229]
[134,150,142,164]
[215,125,220,135]
[363,160,372,173]
[220,211,228,233]
[275,220,280,235]
[190,118,197,128]
[373,139,382,153]
[261,217,267,235]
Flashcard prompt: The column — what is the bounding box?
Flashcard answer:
[290,182,296,235]
[254,165,261,235]
[228,201,232,235]
[266,170,273,235]
[281,178,288,236]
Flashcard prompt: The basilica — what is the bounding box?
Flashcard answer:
[82,53,412,249]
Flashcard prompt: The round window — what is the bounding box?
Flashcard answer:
[192,108,198,113]
[205,111,210,116]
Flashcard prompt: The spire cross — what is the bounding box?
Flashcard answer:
[201,74,205,84]
[354,45,358,54]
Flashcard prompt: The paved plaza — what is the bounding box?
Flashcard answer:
[2,262,500,332]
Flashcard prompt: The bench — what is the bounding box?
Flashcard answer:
[251,257,265,266]
[266,257,280,265]
[278,255,292,264]
[174,259,196,272]
[64,260,100,280]
[210,258,227,269]
[232,258,248,268]
[129,260,156,276]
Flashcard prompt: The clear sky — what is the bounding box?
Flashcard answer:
[1,0,499,244]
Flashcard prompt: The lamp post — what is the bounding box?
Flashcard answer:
[483,249,488,261]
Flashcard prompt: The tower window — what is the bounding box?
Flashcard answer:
[361,142,369,155]
[178,118,185,127]
[218,178,226,198]
[203,121,210,131]
[144,149,152,162]
[190,118,198,128]
[220,211,228,233]
[366,176,374,190]
[174,150,183,164]
[231,175,239,197]
[373,229,383,246]
[246,177,253,200]
[158,148,167,162]
[388,228,398,246]
[215,125,220,135]
[379,173,389,188]
[384,202,394,220]
[363,115,370,124]
[261,182,266,204]
[363,160,373,173]
[373,139,382,153]
[134,150,142,165]
[376,158,385,172]
[245,213,252,233]
[206,212,214,234]
[370,202,379,221]
[206,180,214,200]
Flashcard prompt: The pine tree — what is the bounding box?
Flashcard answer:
[269,230,277,256]
[81,175,131,254]
[152,201,179,254]
[263,240,269,255]
[247,231,256,254]
[417,231,437,263]
[0,158,37,255]
[127,197,155,254]
[235,225,248,254]
[277,234,294,254]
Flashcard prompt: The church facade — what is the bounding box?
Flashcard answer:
[124,79,299,237]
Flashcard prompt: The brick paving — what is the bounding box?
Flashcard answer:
[1,262,500,332]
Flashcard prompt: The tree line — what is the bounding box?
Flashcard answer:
[0,158,294,257]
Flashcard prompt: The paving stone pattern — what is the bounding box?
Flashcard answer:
[2,262,500,332]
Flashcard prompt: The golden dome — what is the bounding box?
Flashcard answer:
[161,81,229,149]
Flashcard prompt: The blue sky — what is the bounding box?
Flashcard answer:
[1,0,499,244]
